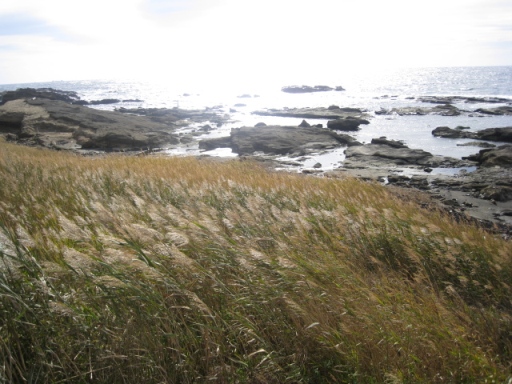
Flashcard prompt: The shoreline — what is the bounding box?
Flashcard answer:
[1,87,511,236]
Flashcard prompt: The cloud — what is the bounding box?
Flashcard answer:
[0,0,511,84]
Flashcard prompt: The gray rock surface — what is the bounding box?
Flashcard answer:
[253,106,370,120]
[432,126,512,142]
[199,125,361,156]
[281,85,344,93]
[344,142,467,167]
[465,145,512,167]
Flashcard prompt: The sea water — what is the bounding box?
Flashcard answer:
[1,66,512,166]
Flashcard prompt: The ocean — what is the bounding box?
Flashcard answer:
[2,66,512,169]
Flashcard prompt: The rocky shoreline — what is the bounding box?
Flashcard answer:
[1,87,512,236]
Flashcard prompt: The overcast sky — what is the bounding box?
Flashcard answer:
[1,0,511,88]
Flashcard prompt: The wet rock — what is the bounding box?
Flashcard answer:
[298,119,311,127]
[327,117,369,131]
[432,126,472,138]
[474,106,512,115]
[457,141,496,148]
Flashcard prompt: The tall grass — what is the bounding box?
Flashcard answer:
[0,140,511,382]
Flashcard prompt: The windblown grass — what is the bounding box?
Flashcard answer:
[0,140,511,383]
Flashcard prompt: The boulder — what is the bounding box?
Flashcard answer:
[327,118,369,131]
[298,119,311,128]
[432,126,472,139]
[479,185,512,202]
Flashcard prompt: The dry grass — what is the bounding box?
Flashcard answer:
[0,140,511,383]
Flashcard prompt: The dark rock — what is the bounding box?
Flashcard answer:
[327,117,369,131]
[254,122,267,127]
[313,162,322,169]
[433,126,512,142]
[432,126,472,138]
[370,137,407,148]
[457,142,496,148]
[199,125,357,156]
[298,120,311,128]
[479,185,512,202]
[467,145,512,167]
[474,127,512,142]
[88,99,121,105]
[475,106,512,115]
[253,106,369,120]
[0,111,25,132]
[198,136,232,151]
[0,98,184,151]
[419,96,512,104]
[345,144,435,165]
[0,88,81,105]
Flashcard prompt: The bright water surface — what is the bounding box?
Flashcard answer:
[2,66,512,170]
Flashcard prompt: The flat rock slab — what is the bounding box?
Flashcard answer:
[345,143,470,168]
[200,125,361,156]
[432,126,512,142]
[252,107,370,120]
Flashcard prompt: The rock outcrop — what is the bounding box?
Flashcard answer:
[377,104,461,116]
[0,98,180,150]
[432,126,512,142]
[199,125,361,156]
[465,145,512,167]
[0,88,230,151]
[344,139,469,168]
[326,117,370,131]
[253,106,370,121]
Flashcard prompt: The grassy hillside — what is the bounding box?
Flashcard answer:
[0,140,511,383]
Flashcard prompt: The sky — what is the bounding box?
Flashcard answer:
[0,0,511,88]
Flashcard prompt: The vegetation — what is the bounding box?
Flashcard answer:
[0,139,511,383]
